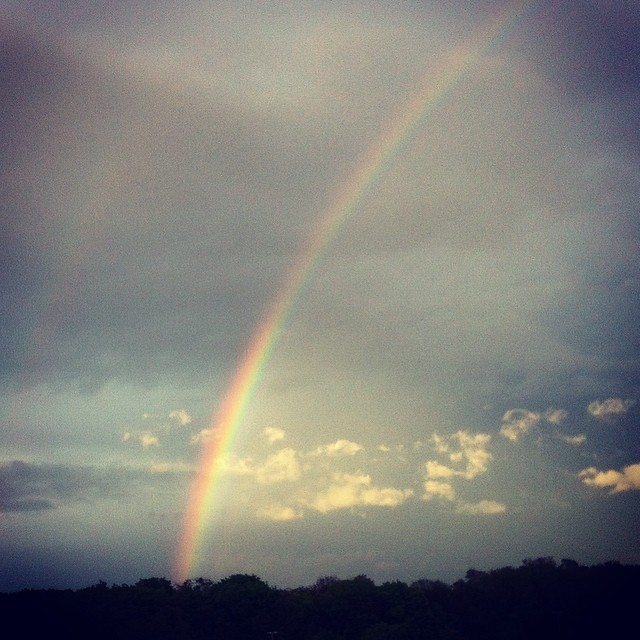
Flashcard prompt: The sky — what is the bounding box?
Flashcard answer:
[1,0,640,592]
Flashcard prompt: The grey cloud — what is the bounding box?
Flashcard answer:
[0,26,314,389]
[534,2,640,106]
[524,2,640,123]
[0,460,86,512]
[0,459,180,513]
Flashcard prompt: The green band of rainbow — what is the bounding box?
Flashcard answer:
[173,1,532,584]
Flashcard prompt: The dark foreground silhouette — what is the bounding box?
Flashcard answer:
[1,558,637,639]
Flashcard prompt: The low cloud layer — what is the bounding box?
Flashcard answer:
[0,460,177,513]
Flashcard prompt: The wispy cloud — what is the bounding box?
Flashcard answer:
[122,409,193,448]
[423,480,456,501]
[149,462,193,474]
[312,439,364,457]
[190,428,216,445]
[425,431,492,481]
[587,398,635,419]
[256,504,304,521]
[500,409,540,442]
[500,407,569,442]
[543,408,568,425]
[224,448,301,484]
[123,431,159,448]
[256,448,301,484]
[263,427,286,444]
[169,409,192,426]
[579,463,640,493]
[456,499,506,515]
[422,431,500,514]
[559,433,586,446]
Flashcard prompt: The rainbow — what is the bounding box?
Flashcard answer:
[173,1,532,584]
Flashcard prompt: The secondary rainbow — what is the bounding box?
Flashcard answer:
[173,1,532,584]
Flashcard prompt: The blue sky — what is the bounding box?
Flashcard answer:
[1,0,639,591]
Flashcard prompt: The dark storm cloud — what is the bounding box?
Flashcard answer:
[537,1,640,98]
[0,459,180,513]
[529,2,640,156]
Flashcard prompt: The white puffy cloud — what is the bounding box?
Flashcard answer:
[500,409,540,441]
[169,409,192,426]
[423,480,455,501]
[217,430,501,518]
[560,433,586,446]
[422,431,497,508]
[425,461,456,479]
[431,433,450,454]
[263,427,286,444]
[312,439,364,457]
[256,448,301,484]
[579,463,640,493]
[455,431,492,479]
[425,431,493,482]
[456,500,506,515]
[222,448,301,483]
[221,454,255,477]
[140,432,159,448]
[306,473,412,513]
[587,398,635,419]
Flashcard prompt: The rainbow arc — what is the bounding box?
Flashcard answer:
[173,1,532,584]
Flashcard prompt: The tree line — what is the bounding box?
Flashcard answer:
[1,558,637,639]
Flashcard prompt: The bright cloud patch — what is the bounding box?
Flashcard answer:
[224,448,300,484]
[169,409,192,426]
[257,504,304,521]
[560,434,586,446]
[223,448,301,484]
[312,439,363,456]
[123,430,159,448]
[425,461,456,480]
[190,428,215,444]
[263,427,286,444]
[422,431,497,511]
[579,464,640,493]
[256,448,301,484]
[149,462,192,474]
[456,431,492,479]
[500,409,540,442]
[587,398,635,419]
[543,408,568,425]
[307,473,412,513]
[499,407,570,441]
[456,500,506,515]
[425,431,493,482]
[423,480,455,501]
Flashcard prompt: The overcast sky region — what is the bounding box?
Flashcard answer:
[2,1,640,591]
